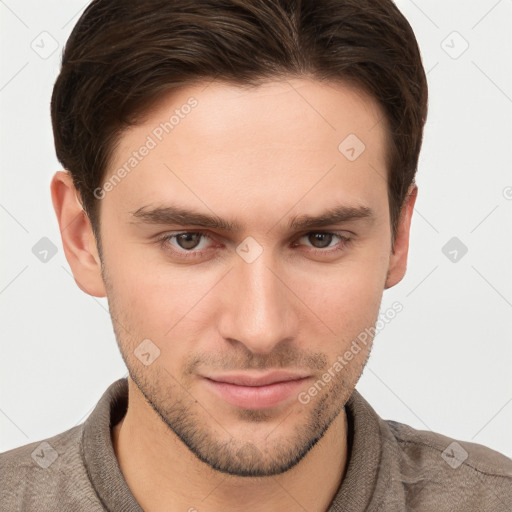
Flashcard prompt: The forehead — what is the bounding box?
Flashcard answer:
[144,77,386,154]
[103,78,389,229]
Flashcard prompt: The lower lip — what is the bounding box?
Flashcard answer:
[203,378,309,410]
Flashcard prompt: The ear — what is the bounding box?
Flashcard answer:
[51,170,106,297]
[384,184,417,289]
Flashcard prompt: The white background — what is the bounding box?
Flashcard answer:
[1,1,511,457]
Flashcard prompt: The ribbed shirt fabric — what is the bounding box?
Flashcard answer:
[1,378,511,511]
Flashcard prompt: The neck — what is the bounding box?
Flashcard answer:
[113,378,348,512]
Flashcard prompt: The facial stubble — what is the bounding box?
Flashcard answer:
[103,267,370,477]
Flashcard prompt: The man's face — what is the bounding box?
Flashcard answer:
[98,78,396,476]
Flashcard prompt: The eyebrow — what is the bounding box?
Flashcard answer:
[129,204,374,232]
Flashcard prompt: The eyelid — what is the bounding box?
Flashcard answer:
[294,229,352,241]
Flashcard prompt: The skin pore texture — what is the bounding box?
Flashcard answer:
[51,77,416,512]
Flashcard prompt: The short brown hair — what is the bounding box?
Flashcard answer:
[51,0,428,250]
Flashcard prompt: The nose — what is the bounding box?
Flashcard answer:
[217,248,298,355]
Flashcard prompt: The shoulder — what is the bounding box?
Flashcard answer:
[384,418,512,510]
[0,425,104,511]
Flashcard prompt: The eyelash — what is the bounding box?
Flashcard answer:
[156,230,352,259]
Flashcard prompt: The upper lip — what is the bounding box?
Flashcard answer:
[204,371,311,387]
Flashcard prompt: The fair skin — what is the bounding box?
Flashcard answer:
[51,78,416,512]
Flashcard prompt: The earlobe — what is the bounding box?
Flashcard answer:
[50,170,107,298]
[384,185,418,289]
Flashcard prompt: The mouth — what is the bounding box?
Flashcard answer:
[202,371,311,410]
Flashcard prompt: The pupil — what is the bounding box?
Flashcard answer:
[309,232,332,248]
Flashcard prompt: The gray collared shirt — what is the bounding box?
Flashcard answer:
[1,378,511,511]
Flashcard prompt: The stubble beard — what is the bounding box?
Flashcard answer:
[104,268,369,477]
[127,365,350,477]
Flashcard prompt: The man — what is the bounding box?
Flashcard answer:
[1,0,511,510]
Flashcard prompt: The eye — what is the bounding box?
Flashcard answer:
[295,231,351,253]
[158,231,212,255]
[157,230,352,260]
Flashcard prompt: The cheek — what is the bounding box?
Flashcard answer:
[297,240,388,310]
[288,248,388,356]
[106,251,222,346]
[313,273,383,333]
